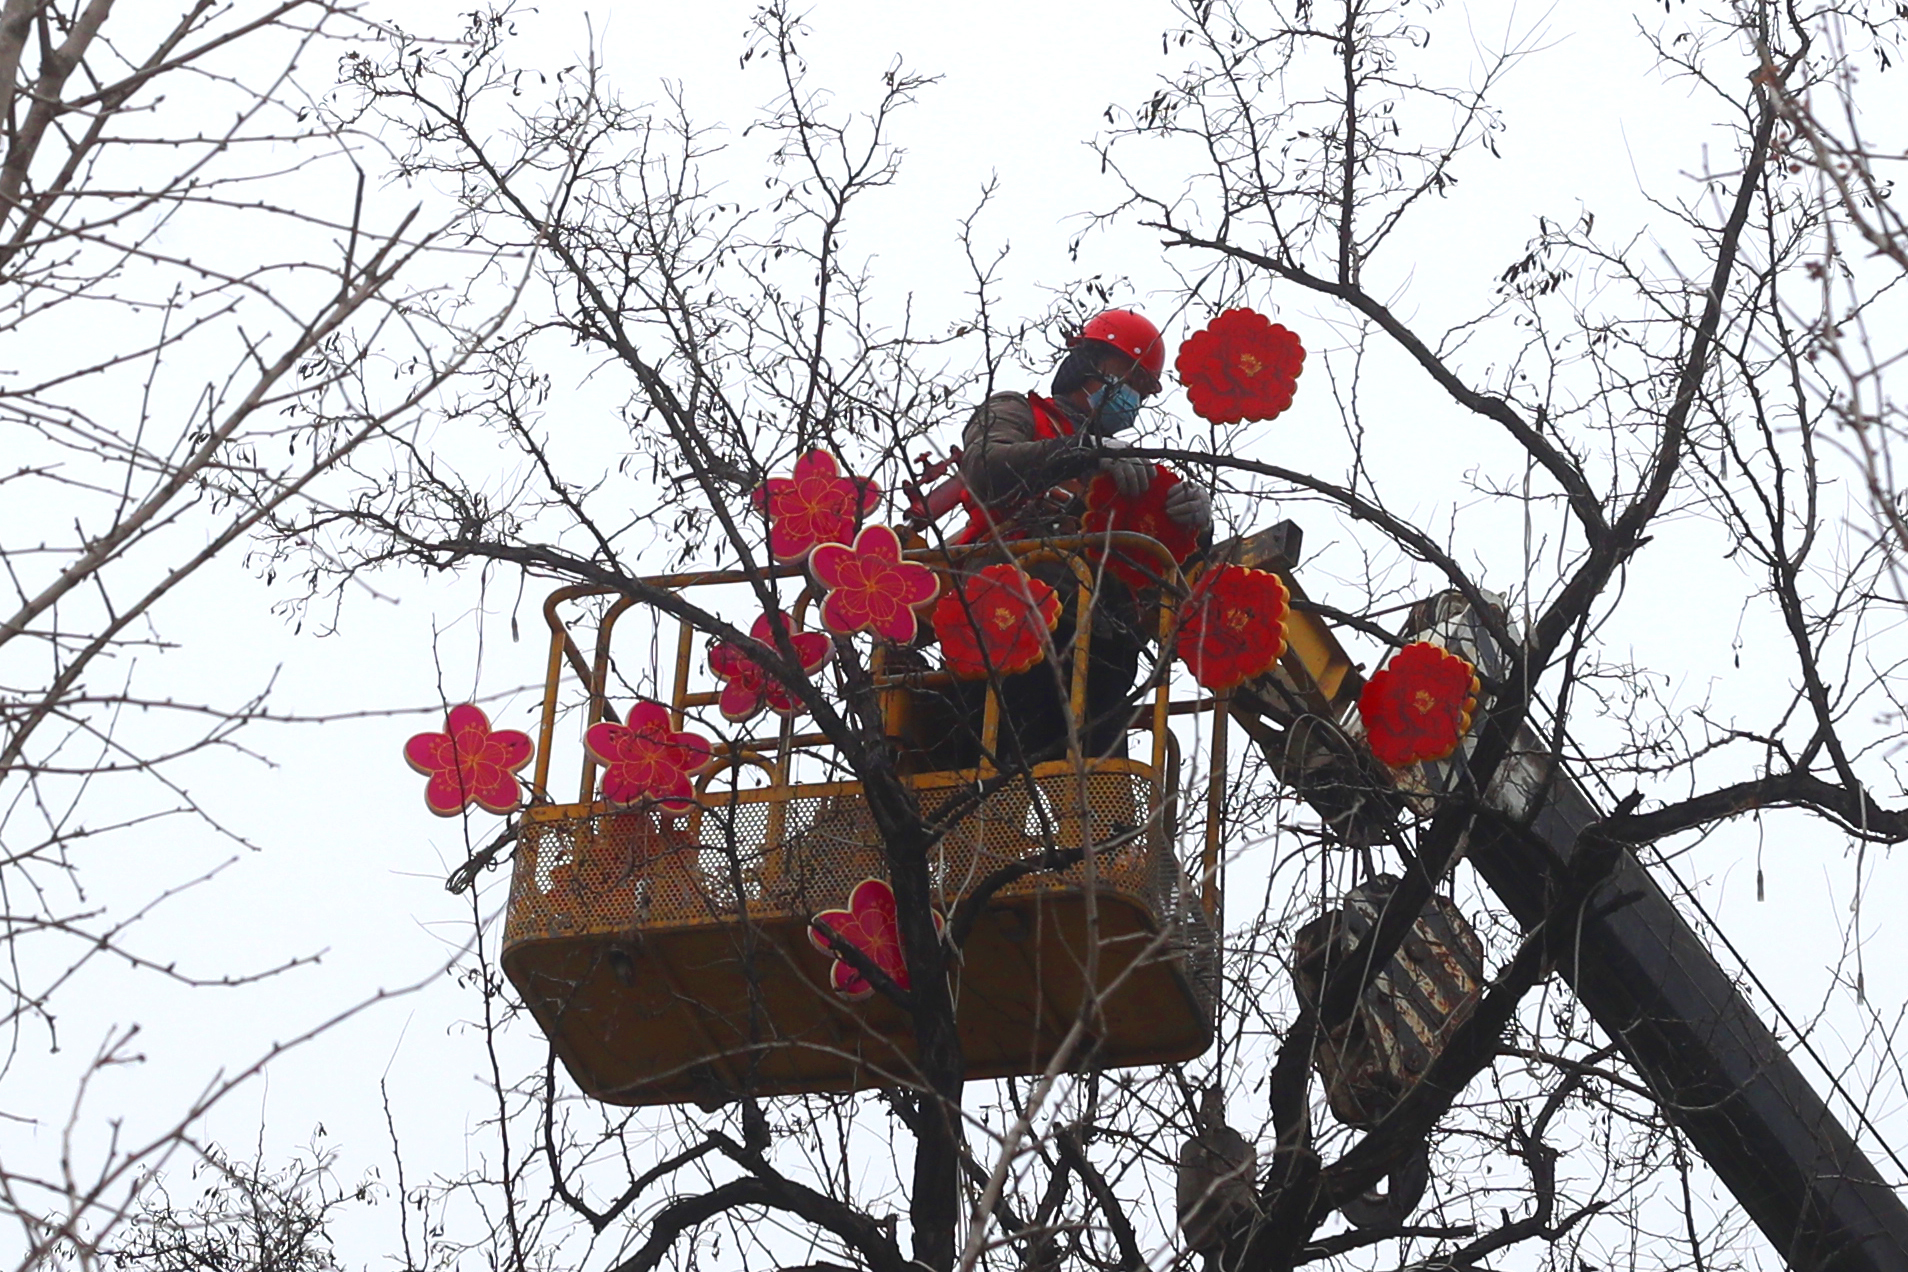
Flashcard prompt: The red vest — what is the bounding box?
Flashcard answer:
[953,394,1077,545]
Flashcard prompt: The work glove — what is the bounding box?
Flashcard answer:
[1164,480,1212,530]
[1096,438,1156,499]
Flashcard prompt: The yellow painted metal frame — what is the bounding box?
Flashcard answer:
[500,535,1235,1105]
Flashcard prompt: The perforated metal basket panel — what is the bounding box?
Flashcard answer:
[501,763,1218,1103]
[1293,875,1485,1129]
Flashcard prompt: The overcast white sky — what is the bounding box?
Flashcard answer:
[8,1,1908,1267]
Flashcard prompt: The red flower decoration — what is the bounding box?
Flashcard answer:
[752,449,882,564]
[809,524,941,643]
[1176,566,1291,692]
[1175,308,1306,424]
[708,612,834,723]
[584,702,714,811]
[931,564,1062,680]
[807,877,943,1000]
[1357,641,1481,768]
[403,704,534,816]
[1082,466,1201,590]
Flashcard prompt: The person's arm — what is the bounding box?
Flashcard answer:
[959,392,1101,506]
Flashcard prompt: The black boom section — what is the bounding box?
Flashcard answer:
[1220,552,1908,1271]
[1471,750,1908,1272]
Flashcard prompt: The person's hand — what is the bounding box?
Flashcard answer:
[1097,439,1155,499]
[1165,480,1211,530]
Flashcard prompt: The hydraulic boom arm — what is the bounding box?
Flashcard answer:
[1225,523,1908,1272]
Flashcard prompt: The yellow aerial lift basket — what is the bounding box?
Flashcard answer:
[499,535,1231,1106]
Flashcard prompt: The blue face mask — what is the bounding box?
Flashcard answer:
[1087,382,1142,434]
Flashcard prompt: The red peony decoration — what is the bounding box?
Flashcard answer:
[1082,466,1202,590]
[931,563,1062,680]
[1357,641,1481,768]
[753,449,882,564]
[807,877,943,1000]
[809,524,941,643]
[708,612,834,723]
[584,702,714,812]
[403,704,534,816]
[1176,565,1292,692]
[1175,308,1306,424]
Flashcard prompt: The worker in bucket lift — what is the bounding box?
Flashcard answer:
[951,308,1211,767]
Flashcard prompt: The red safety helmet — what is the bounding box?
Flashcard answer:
[1070,309,1165,394]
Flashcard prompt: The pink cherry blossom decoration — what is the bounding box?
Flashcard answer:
[807,877,943,1000]
[403,704,534,817]
[707,612,834,723]
[808,524,940,643]
[752,449,882,564]
[583,702,714,812]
